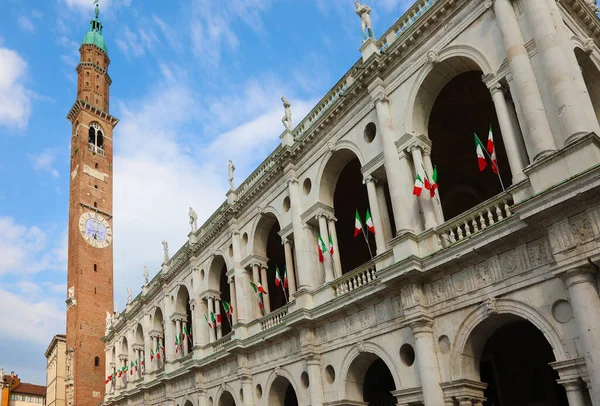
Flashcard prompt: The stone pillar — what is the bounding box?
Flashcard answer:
[505,96,531,167]
[151,336,157,370]
[241,376,254,406]
[493,0,556,161]
[215,298,222,339]
[369,80,421,234]
[232,230,252,324]
[545,0,600,138]
[363,175,387,254]
[283,239,297,295]
[559,380,586,406]
[375,182,394,243]
[260,265,271,313]
[307,355,325,406]
[207,298,216,343]
[522,0,591,145]
[410,318,445,406]
[197,299,209,347]
[562,267,600,405]
[409,145,438,230]
[489,84,527,183]
[317,214,334,282]
[229,278,238,325]
[252,264,262,318]
[422,151,444,224]
[288,178,313,290]
[327,217,343,278]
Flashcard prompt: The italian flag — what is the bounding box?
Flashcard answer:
[317,235,327,263]
[487,125,498,174]
[413,174,424,196]
[329,233,334,255]
[105,375,112,384]
[130,361,134,375]
[275,266,284,287]
[150,349,154,362]
[156,343,161,359]
[250,281,267,294]
[424,167,438,198]
[222,300,233,318]
[161,342,165,354]
[182,325,187,341]
[354,210,363,238]
[134,359,138,372]
[283,267,288,289]
[188,325,193,342]
[204,313,213,329]
[175,335,180,353]
[210,311,218,328]
[365,209,375,234]
[474,133,487,172]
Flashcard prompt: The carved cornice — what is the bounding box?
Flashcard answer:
[66,98,119,126]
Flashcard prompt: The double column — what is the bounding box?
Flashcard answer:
[369,79,421,235]
[231,229,253,324]
[560,267,600,405]
[363,175,388,254]
[407,142,441,230]
[251,263,270,315]
[282,238,297,295]
[521,0,595,145]
[207,296,220,341]
[410,317,445,406]
[287,176,314,290]
[316,214,341,282]
[493,0,556,161]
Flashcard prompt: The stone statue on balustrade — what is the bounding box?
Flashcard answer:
[106,311,112,329]
[281,96,293,132]
[126,287,132,305]
[162,240,169,263]
[144,265,149,285]
[228,160,236,191]
[189,206,198,232]
[355,1,374,40]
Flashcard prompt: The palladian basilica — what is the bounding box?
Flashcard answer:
[102,0,600,405]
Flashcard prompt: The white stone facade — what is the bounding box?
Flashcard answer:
[102,0,600,405]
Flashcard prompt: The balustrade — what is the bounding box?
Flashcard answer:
[212,332,233,353]
[260,303,291,330]
[333,261,377,297]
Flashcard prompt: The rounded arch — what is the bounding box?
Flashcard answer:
[175,284,191,314]
[406,46,493,136]
[134,323,144,346]
[153,306,165,331]
[317,146,365,208]
[250,210,283,258]
[182,401,194,406]
[215,384,238,406]
[339,342,401,401]
[451,298,568,381]
[573,44,600,124]
[120,336,129,356]
[266,368,301,406]
[206,254,229,292]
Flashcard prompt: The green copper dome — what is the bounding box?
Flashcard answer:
[82,3,108,54]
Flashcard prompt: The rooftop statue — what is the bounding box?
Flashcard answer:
[228,160,236,191]
[281,96,293,132]
[162,240,169,263]
[355,1,374,41]
[189,207,198,232]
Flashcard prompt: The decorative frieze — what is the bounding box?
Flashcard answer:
[547,207,600,256]
[248,337,300,367]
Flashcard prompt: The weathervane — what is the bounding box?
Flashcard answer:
[93,0,99,18]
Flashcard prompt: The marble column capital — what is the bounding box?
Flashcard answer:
[397,133,432,156]
[558,266,597,289]
[367,78,389,105]
[281,237,292,246]
[362,174,377,185]
[287,177,300,186]
[407,315,434,336]
[488,82,505,96]
[305,354,322,366]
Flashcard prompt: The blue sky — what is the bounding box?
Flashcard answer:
[0,0,413,384]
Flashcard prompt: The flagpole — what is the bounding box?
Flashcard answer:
[475,133,505,191]
[357,209,374,258]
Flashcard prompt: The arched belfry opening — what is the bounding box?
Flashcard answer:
[320,149,374,275]
[345,353,396,406]
[268,376,299,406]
[254,213,287,313]
[415,57,512,220]
[575,47,600,123]
[88,123,104,149]
[208,255,232,337]
[461,316,570,406]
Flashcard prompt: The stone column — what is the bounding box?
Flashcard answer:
[327,217,343,278]
[288,177,313,290]
[375,182,394,243]
[369,80,421,234]
[260,265,271,313]
[151,336,157,370]
[282,239,297,295]
[317,214,334,282]
[182,320,189,355]
[241,375,254,406]
[363,175,387,254]
[410,318,445,406]
[562,267,600,405]
[307,355,325,406]
[422,151,444,224]
[215,298,222,339]
[522,0,590,145]
[493,0,556,161]
[559,380,586,406]
[489,84,527,183]
[197,299,209,347]
[252,264,262,318]
[409,145,437,230]
[229,278,238,325]
[232,230,252,324]
[545,0,600,138]
[159,336,165,364]
[207,298,216,343]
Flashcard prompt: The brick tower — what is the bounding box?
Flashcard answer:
[65,2,117,405]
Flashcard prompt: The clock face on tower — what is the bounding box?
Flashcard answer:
[78,212,112,248]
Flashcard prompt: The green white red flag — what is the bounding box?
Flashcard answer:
[329,233,334,255]
[283,267,288,289]
[487,125,498,174]
[354,210,363,238]
[182,325,187,341]
[365,209,375,234]
[204,313,213,329]
[130,361,134,375]
[250,281,267,294]
[413,174,424,196]
[222,300,233,318]
[150,349,155,362]
[474,133,487,172]
[423,166,438,198]
[175,335,180,353]
[275,266,283,287]
[317,235,327,263]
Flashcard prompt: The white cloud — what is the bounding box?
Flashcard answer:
[18,16,35,33]
[152,15,183,53]
[61,0,112,11]
[0,217,66,276]
[116,25,158,59]
[0,48,32,129]
[28,148,60,178]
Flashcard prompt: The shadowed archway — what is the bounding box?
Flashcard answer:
[345,352,396,406]
[254,213,287,312]
[268,375,299,406]
[218,391,236,406]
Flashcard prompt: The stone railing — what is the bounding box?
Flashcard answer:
[88,142,105,156]
[333,261,377,297]
[212,332,233,353]
[260,302,292,331]
[235,149,282,197]
[379,0,440,50]
[292,70,356,141]
[436,192,514,248]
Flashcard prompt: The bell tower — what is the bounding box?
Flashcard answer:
[65,2,117,405]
